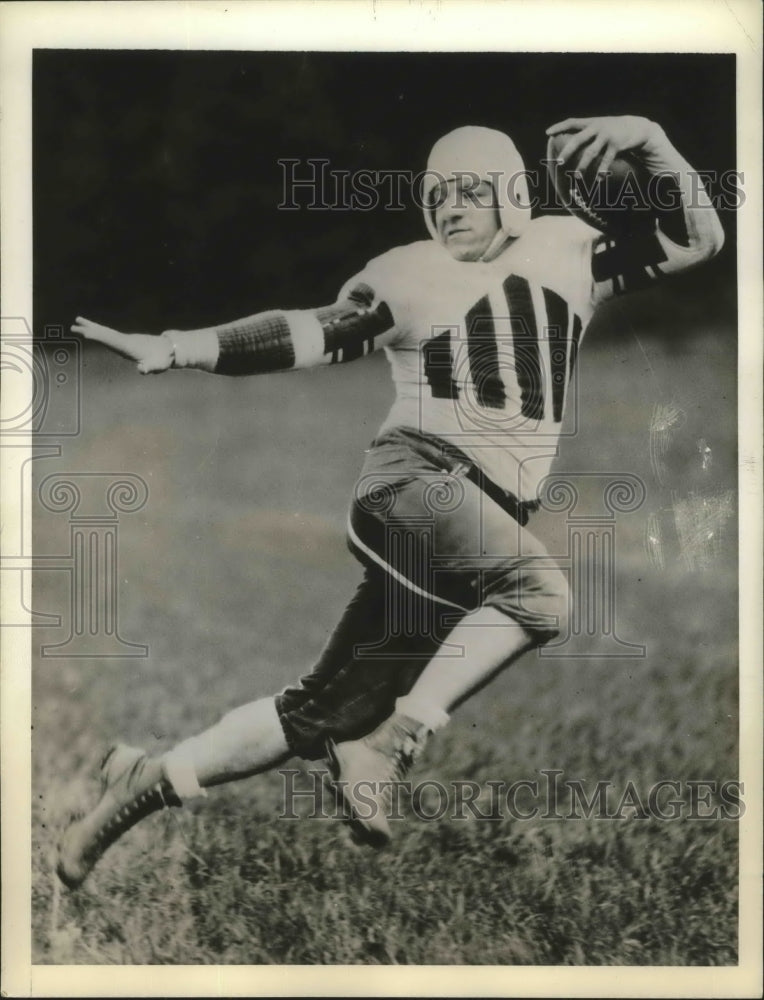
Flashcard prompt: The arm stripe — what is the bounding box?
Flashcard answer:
[210,283,395,375]
[216,312,295,375]
[592,232,669,295]
[316,283,394,363]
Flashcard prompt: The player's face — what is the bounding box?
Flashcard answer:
[433,178,501,261]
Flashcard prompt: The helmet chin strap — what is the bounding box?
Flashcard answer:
[479,191,519,262]
[480,228,517,262]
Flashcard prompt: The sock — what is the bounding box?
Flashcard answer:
[161,696,290,789]
[394,695,449,732]
[162,750,208,801]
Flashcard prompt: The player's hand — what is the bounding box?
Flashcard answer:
[546,116,664,175]
[71,316,174,374]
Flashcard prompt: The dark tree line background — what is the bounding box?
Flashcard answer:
[33,51,736,340]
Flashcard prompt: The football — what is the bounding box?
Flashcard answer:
[546,133,659,238]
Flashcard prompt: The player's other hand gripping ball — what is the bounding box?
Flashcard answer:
[546,119,662,239]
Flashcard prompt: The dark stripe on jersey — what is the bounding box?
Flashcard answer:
[317,284,394,363]
[542,287,570,424]
[569,313,583,377]
[465,296,506,409]
[592,233,668,295]
[422,329,459,399]
[216,313,296,375]
[503,274,543,420]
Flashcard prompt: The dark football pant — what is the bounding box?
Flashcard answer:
[276,427,568,760]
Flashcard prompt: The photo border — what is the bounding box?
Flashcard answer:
[2,1,761,996]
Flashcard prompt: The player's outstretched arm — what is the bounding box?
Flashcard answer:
[73,283,398,376]
[547,116,725,301]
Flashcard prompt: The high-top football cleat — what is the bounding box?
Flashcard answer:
[56,744,182,889]
[326,713,430,848]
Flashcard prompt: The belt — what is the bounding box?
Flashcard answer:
[370,427,540,528]
[448,458,539,527]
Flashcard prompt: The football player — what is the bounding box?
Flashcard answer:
[58,115,723,886]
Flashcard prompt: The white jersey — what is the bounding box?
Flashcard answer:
[338,215,601,502]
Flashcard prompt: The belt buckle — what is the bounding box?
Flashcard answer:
[448,460,472,479]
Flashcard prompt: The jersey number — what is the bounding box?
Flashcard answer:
[421,274,582,422]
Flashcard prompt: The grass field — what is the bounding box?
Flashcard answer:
[31,313,739,965]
